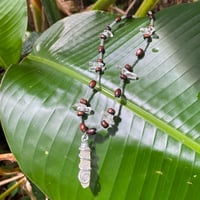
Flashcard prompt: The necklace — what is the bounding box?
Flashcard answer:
[74,10,156,188]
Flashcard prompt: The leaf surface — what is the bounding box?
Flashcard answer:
[0,0,27,67]
[1,3,200,200]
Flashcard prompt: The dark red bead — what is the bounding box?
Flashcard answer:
[114,88,121,98]
[100,34,107,40]
[115,17,121,23]
[80,123,88,132]
[107,108,115,115]
[143,33,151,39]
[120,74,127,80]
[89,80,96,89]
[98,45,105,54]
[124,64,133,72]
[95,66,102,73]
[80,98,88,105]
[77,111,85,116]
[86,128,97,135]
[136,48,145,58]
[101,120,109,128]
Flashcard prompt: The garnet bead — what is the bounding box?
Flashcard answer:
[89,80,96,89]
[100,34,107,40]
[115,17,121,23]
[80,123,88,132]
[124,64,133,72]
[101,120,109,128]
[136,48,145,58]
[120,73,127,80]
[86,128,97,135]
[77,111,85,116]
[114,88,122,98]
[95,66,102,73]
[107,108,115,115]
[143,33,151,39]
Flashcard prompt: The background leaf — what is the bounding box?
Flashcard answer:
[92,0,116,10]
[40,0,61,25]
[0,0,27,67]
[1,2,200,200]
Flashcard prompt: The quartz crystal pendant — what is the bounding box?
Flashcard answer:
[78,134,91,188]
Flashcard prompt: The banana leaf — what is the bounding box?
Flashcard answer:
[0,0,27,67]
[1,2,200,200]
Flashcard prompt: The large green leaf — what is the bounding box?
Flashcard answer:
[0,0,27,67]
[1,2,200,199]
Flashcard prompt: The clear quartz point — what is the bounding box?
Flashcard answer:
[140,25,155,37]
[89,61,106,72]
[78,134,91,188]
[73,103,93,115]
[121,68,138,80]
[101,111,115,126]
[102,29,113,38]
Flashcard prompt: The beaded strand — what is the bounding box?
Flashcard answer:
[75,14,132,134]
[88,15,129,89]
[101,11,156,129]
[74,11,156,188]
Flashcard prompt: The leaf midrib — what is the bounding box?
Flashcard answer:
[28,54,200,154]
